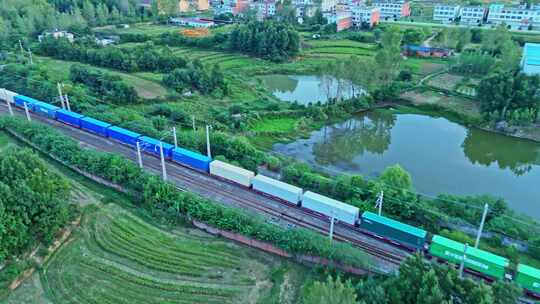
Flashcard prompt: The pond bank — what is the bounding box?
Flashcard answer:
[399,90,540,144]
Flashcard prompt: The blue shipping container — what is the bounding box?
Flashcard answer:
[139,136,174,159]
[172,147,211,172]
[56,109,85,127]
[33,102,60,119]
[108,126,141,147]
[14,95,39,110]
[359,212,427,250]
[80,117,112,137]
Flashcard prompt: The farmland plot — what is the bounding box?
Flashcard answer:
[40,205,276,304]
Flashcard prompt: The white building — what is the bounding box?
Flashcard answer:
[351,5,380,27]
[372,0,410,20]
[433,4,460,23]
[38,30,74,43]
[521,43,540,75]
[255,0,277,19]
[487,4,540,30]
[459,6,486,25]
[321,0,337,12]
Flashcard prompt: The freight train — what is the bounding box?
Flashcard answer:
[1,89,539,298]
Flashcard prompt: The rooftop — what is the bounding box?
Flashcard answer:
[432,235,509,267]
[523,43,540,66]
[362,211,427,238]
[518,264,540,278]
[304,191,359,214]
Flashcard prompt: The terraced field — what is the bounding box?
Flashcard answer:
[40,205,276,304]
[303,39,376,59]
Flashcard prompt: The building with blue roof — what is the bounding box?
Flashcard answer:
[521,43,540,76]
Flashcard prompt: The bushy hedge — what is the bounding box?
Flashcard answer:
[0,117,373,270]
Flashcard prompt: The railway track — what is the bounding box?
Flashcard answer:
[0,105,408,270]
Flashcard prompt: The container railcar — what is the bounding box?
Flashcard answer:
[13,95,39,110]
[172,147,211,172]
[429,235,509,280]
[516,264,540,297]
[33,101,60,119]
[252,174,302,205]
[138,136,174,159]
[209,160,254,187]
[0,89,17,104]
[108,126,141,147]
[359,211,427,251]
[56,109,85,128]
[301,191,359,226]
[80,117,112,137]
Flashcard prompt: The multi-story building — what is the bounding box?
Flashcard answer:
[216,0,249,15]
[372,0,410,20]
[326,11,353,31]
[487,4,540,30]
[351,5,380,28]
[521,43,540,75]
[459,6,487,25]
[255,0,277,19]
[433,4,460,23]
[296,4,317,18]
[321,0,337,12]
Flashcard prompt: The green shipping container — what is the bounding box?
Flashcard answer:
[516,264,540,294]
[429,235,509,280]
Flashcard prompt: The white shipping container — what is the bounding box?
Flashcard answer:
[209,160,254,187]
[302,191,359,225]
[0,89,17,104]
[252,174,303,205]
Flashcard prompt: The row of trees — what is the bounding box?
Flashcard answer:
[38,38,187,73]
[229,21,300,62]
[305,255,521,304]
[0,0,146,48]
[163,60,229,95]
[69,64,138,104]
[478,72,540,123]
[0,148,72,263]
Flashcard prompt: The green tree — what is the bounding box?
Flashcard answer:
[303,276,358,304]
[375,26,403,85]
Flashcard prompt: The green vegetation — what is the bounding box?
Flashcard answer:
[0,0,148,49]
[41,204,274,304]
[0,148,73,263]
[230,21,300,62]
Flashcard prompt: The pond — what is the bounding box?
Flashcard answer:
[259,74,364,105]
[273,111,540,220]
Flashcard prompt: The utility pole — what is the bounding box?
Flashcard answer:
[459,243,469,279]
[18,40,24,56]
[329,215,335,241]
[136,141,143,168]
[475,204,489,248]
[23,102,31,122]
[159,142,167,181]
[376,191,384,216]
[205,125,211,158]
[27,49,33,65]
[62,84,71,111]
[57,83,66,109]
[2,89,13,116]
[172,127,178,148]
[192,116,196,131]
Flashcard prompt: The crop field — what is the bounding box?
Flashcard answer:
[36,56,168,100]
[38,204,283,304]
[94,23,180,36]
[303,39,376,59]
